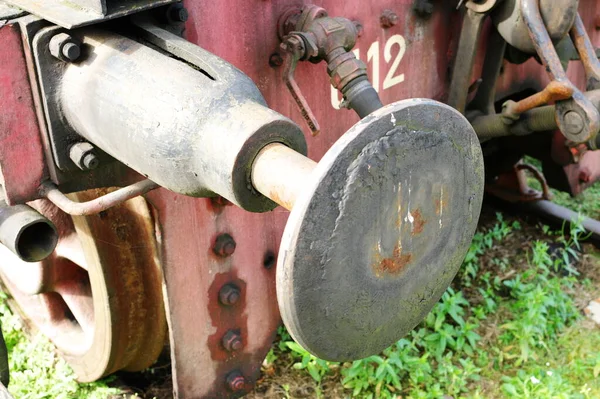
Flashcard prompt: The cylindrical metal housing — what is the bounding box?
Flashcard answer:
[60,30,307,212]
[492,0,579,54]
[0,201,58,262]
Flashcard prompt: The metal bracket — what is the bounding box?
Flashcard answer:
[5,0,177,28]
[31,25,117,174]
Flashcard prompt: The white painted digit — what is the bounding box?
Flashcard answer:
[367,41,380,93]
[383,34,406,90]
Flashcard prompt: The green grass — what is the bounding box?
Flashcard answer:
[264,214,600,398]
[0,294,123,398]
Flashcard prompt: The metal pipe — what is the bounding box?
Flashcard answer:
[471,89,600,140]
[522,200,600,244]
[0,201,58,262]
[60,28,306,213]
[251,144,317,210]
[40,179,159,216]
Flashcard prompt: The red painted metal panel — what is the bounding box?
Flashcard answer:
[0,23,47,204]
[143,1,600,397]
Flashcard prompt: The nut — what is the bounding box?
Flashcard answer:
[222,330,243,352]
[218,284,241,306]
[380,9,398,28]
[49,33,81,62]
[69,142,99,171]
[213,234,236,257]
[226,371,246,392]
[167,3,189,23]
[563,111,585,135]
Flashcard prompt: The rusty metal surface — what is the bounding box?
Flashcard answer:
[277,100,484,361]
[0,23,47,205]
[146,190,284,398]
[5,0,176,28]
[0,191,166,382]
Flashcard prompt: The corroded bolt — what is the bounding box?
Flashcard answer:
[564,111,585,135]
[226,371,246,392]
[167,3,189,22]
[49,33,81,62]
[380,10,398,28]
[269,53,284,68]
[218,284,241,306]
[69,142,99,171]
[213,234,236,257]
[222,330,243,352]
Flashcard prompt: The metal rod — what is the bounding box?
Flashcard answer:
[0,200,58,262]
[522,200,600,244]
[251,143,317,210]
[471,89,600,139]
[40,179,159,216]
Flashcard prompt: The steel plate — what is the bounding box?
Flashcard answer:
[277,99,485,361]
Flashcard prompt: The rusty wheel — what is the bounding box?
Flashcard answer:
[0,190,166,382]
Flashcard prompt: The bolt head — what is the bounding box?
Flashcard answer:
[563,111,585,135]
[380,9,399,28]
[82,153,99,170]
[218,284,241,306]
[69,142,98,171]
[213,234,236,257]
[222,330,243,352]
[168,4,189,22]
[49,33,81,62]
[226,371,246,392]
[61,42,81,61]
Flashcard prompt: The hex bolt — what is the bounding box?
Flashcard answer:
[218,283,241,306]
[226,371,246,392]
[269,53,284,68]
[69,142,99,171]
[222,330,243,352]
[213,233,236,257]
[167,3,189,23]
[49,33,81,62]
[380,9,398,28]
[564,111,585,135]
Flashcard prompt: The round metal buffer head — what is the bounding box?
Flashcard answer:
[277,99,484,361]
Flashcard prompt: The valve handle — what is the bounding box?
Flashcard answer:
[281,35,321,136]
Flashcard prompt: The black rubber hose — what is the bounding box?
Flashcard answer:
[342,77,384,119]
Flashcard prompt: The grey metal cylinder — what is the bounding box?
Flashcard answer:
[492,0,579,54]
[0,201,58,262]
[60,30,307,212]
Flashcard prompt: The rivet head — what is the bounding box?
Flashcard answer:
[380,9,398,28]
[226,371,246,392]
[222,330,243,352]
[213,234,236,257]
[218,284,241,306]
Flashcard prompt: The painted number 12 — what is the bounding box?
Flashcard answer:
[331,34,407,109]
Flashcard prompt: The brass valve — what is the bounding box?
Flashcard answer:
[279,5,383,136]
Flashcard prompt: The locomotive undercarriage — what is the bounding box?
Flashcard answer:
[0,0,598,397]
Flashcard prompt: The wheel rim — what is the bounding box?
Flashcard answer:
[0,189,166,382]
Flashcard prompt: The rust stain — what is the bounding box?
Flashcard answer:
[373,245,412,277]
[412,208,426,235]
[268,189,294,211]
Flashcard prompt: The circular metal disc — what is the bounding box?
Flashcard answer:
[277,99,484,361]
